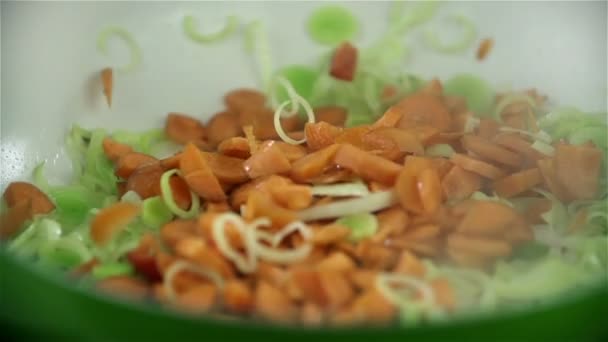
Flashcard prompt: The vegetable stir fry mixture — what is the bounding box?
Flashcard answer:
[1,2,606,327]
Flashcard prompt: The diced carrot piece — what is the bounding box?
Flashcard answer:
[165,113,206,145]
[115,152,157,179]
[180,143,226,201]
[305,122,344,151]
[476,38,494,61]
[442,165,482,201]
[224,88,266,114]
[274,142,308,162]
[174,283,217,313]
[356,240,399,269]
[523,198,552,225]
[206,111,242,146]
[223,280,254,314]
[202,152,249,185]
[394,93,452,132]
[160,219,198,251]
[372,106,402,129]
[372,207,409,243]
[127,234,162,282]
[417,168,442,214]
[245,190,297,228]
[447,233,512,258]
[351,289,396,323]
[335,126,372,148]
[349,270,377,290]
[315,106,348,126]
[243,141,291,179]
[176,241,235,279]
[493,133,545,164]
[393,251,426,277]
[301,302,324,325]
[102,138,133,162]
[395,156,434,214]
[420,78,444,97]
[446,245,487,268]
[290,268,327,306]
[318,271,355,309]
[493,168,542,198]
[403,224,440,241]
[160,153,181,170]
[330,41,358,81]
[101,67,113,107]
[334,144,402,185]
[268,184,313,210]
[455,201,528,238]
[461,135,523,168]
[97,276,149,301]
[317,252,356,273]
[3,182,54,215]
[312,224,351,245]
[477,118,501,139]
[431,277,456,310]
[90,202,140,245]
[126,163,164,199]
[450,153,506,180]
[290,144,340,182]
[554,144,603,200]
[217,137,251,159]
[0,199,32,239]
[364,127,424,155]
[255,281,294,322]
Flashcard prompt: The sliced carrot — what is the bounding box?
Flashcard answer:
[161,219,198,251]
[102,138,133,163]
[224,88,266,114]
[446,245,487,268]
[268,184,313,210]
[290,144,340,182]
[90,202,140,245]
[223,280,254,314]
[312,224,351,245]
[442,165,482,201]
[126,163,164,199]
[450,153,507,180]
[330,41,358,81]
[255,281,294,322]
[476,38,494,61]
[290,269,327,306]
[420,78,444,97]
[176,241,235,279]
[356,240,399,269]
[202,152,249,185]
[393,250,426,277]
[257,262,288,288]
[493,168,542,198]
[445,96,467,116]
[403,224,440,241]
[455,201,527,238]
[372,207,409,243]
[335,125,372,148]
[127,234,162,281]
[160,153,182,170]
[318,271,355,309]
[206,111,242,146]
[301,302,324,326]
[493,133,545,164]
[245,190,297,228]
[115,152,157,179]
[317,252,356,273]
[461,135,523,168]
[314,106,348,126]
[217,137,251,159]
[537,158,572,202]
[523,198,552,225]
[243,141,291,179]
[394,93,452,132]
[180,143,226,201]
[3,181,55,215]
[0,199,32,239]
[417,168,442,214]
[274,142,308,162]
[305,168,354,184]
[165,113,206,145]
[447,233,512,258]
[368,127,424,155]
[554,144,602,200]
[101,67,113,107]
[351,289,396,324]
[305,121,344,151]
[349,270,377,291]
[477,118,501,140]
[430,277,456,310]
[174,283,217,313]
[334,144,402,185]
[371,106,402,129]
[395,156,434,214]
[242,125,259,154]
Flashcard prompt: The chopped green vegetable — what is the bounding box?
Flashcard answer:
[97,26,142,72]
[424,14,477,54]
[183,15,239,44]
[92,262,134,279]
[336,213,378,242]
[444,74,494,116]
[142,196,173,228]
[307,5,359,45]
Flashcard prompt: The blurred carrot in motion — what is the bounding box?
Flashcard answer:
[101,67,113,107]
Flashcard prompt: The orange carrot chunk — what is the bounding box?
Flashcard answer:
[450,153,506,180]
[291,144,341,182]
[314,106,348,126]
[206,111,242,147]
[115,152,158,179]
[102,138,133,163]
[330,42,358,81]
[553,144,603,201]
[305,122,344,151]
[0,200,32,240]
[90,202,140,245]
[442,165,483,201]
[461,135,523,168]
[165,113,206,145]
[333,144,402,185]
[180,143,226,201]
[243,141,291,179]
[394,93,452,132]
[101,67,113,107]
[492,168,543,198]
[3,181,55,215]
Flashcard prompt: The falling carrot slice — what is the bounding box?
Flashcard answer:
[492,168,542,198]
[90,202,140,245]
[101,67,113,107]
[476,38,494,61]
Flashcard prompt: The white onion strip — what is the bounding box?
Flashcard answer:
[271,76,301,116]
[273,94,316,145]
[212,213,258,273]
[297,190,398,222]
[376,273,435,308]
[311,181,370,197]
[255,221,313,264]
[164,260,224,301]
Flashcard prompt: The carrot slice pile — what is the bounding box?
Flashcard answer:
[91,202,140,245]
